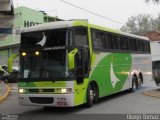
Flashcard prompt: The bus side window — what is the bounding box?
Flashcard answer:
[137,40,144,52]
[129,38,137,51]
[105,33,112,49]
[92,30,100,50]
[112,35,119,49]
[98,32,106,50]
[74,28,88,46]
[143,41,150,53]
[119,36,129,50]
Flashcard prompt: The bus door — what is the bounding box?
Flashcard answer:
[74,27,90,84]
[75,47,90,84]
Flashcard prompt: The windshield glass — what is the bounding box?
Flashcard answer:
[21,29,67,48]
[20,29,69,79]
[20,49,67,79]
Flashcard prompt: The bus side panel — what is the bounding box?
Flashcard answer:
[73,78,89,106]
[89,52,132,98]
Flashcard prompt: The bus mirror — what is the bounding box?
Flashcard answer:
[68,48,78,70]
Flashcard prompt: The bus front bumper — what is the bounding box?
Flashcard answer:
[18,93,74,107]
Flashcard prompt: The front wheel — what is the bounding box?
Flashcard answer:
[86,83,99,108]
[86,85,94,107]
[4,78,9,83]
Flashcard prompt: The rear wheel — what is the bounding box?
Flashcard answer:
[138,75,143,88]
[131,76,137,92]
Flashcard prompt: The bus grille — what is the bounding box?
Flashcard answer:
[29,89,54,93]
[29,97,54,104]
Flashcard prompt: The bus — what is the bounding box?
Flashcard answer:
[151,41,160,86]
[18,20,152,107]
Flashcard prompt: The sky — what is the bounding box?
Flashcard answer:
[13,0,160,30]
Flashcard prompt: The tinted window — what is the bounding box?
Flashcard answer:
[129,38,137,51]
[105,33,112,49]
[21,29,67,48]
[112,35,119,49]
[119,36,129,50]
[137,40,144,51]
[98,32,106,49]
[143,41,150,52]
[74,28,88,46]
[92,30,100,49]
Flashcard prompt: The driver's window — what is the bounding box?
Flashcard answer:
[74,28,88,46]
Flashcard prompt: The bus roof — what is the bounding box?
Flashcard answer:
[22,20,149,41]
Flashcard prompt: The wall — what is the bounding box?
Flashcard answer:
[0,6,44,67]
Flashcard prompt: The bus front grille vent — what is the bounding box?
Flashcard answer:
[29,89,54,93]
[29,97,54,104]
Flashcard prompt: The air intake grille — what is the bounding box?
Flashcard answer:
[29,97,54,104]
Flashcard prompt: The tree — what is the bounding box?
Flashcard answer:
[154,14,160,30]
[120,14,155,35]
[145,0,160,4]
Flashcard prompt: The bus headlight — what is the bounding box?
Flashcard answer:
[57,88,72,94]
[61,89,67,93]
[22,52,27,56]
[35,51,40,56]
[19,89,25,94]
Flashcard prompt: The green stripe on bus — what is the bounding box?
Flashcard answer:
[89,53,132,97]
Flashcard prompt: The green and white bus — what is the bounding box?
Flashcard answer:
[18,20,152,107]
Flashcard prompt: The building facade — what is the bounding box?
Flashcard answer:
[0,0,14,39]
[0,6,61,68]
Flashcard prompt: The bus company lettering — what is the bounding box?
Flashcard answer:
[43,46,65,51]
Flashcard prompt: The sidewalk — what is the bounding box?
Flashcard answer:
[144,88,160,98]
[0,80,11,102]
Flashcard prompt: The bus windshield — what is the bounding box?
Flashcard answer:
[20,49,67,79]
[20,29,69,79]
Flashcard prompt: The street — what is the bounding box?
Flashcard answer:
[0,80,160,120]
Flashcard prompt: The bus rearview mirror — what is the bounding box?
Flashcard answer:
[68,48,78,70]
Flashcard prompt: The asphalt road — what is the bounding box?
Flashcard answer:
[0,80,160,120]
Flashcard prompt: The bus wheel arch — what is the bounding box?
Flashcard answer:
[86,81,99,107]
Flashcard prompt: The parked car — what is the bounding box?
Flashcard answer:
[1,65,19,83]
[0,65,4,80]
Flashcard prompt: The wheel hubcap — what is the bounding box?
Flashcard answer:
[90,89,94,101]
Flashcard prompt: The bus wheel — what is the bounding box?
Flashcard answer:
[86,84,94,107]
[131,76,137,92]
[4,78,9,83]
[138,76,142,88]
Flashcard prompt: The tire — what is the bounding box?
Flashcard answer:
[138,76,142,88]
[86,84,94,107]
[131,76,137,92]
[4,78,9,83]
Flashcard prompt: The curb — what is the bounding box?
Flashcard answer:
[143,90,160,98]
[0,83,11,103]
